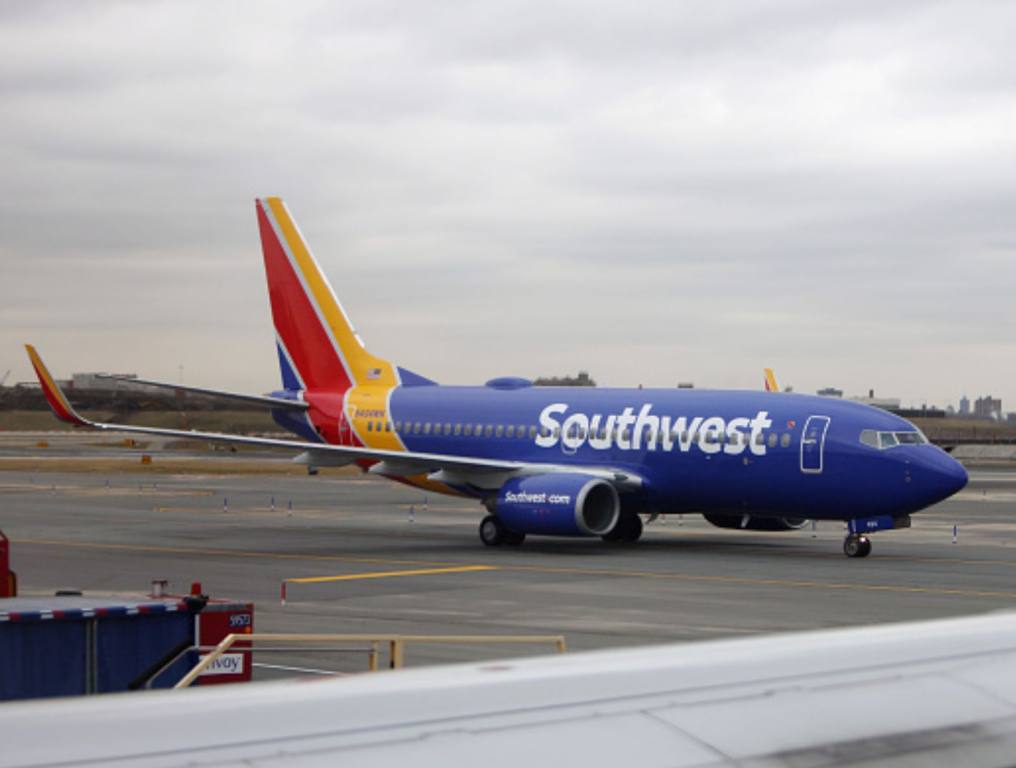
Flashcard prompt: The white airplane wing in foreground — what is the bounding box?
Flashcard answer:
[2,613,1016,767]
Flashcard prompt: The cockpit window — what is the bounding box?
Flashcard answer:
[895,432,925,445]
[860,429,928,449]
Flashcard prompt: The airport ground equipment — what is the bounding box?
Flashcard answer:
[0,531,15,597]
[0,596,199,700]
[0,588,254,700]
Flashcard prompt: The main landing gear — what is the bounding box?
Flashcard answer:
[843,534,872,558]
[479,515,525,547]
[601,513,643,543]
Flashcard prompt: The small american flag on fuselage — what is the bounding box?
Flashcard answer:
[366,368,381,380]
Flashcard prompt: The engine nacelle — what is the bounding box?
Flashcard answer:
[703,514,809,532]
[496,474,620,537]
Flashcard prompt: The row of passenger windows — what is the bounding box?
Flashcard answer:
[364,419,794,448]
[366,420,539,439]
[859,429,928,450]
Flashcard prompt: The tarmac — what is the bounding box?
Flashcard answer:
[2,449,1016,678]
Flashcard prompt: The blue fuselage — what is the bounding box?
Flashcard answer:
[380,385,967,521]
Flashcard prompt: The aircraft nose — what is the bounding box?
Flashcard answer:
[912,450,968,507]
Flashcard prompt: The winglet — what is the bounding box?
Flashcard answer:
[24,345,90,426]
[763,368,779,393]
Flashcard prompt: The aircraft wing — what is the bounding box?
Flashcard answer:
[2,612,1016,767]
[24,346,641,487]
[94,374,308,411]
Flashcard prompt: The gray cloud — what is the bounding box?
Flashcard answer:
[2,0,1015,410]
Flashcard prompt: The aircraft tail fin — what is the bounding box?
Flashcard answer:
[764,368,779,393]
[255,198,403,393]
[24,345,90,427]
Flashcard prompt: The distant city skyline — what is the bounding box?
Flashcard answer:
[2,3,1015,408]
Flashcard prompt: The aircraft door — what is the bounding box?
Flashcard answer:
[800,415,830,474]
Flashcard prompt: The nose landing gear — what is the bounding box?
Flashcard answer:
[843,534,872,558]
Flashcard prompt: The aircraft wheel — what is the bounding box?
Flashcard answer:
[505,530,526,546]
[621,514,643,543]
[479,515,507,546]
[843,535,871,558]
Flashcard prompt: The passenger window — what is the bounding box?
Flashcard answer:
[394,421,401,432]
[366,421,373,432]
[529,426,537,439]
[554,427,561,439]
[767,433,777,448]
[780,433,791,448]
[517,425,525,437]
[454,423,462,436]
[413,422,421,434]
[495,425,504,438]
[484,425,494,438]
[476,424,484,436]
[385,422,391,432]
[423,423,432,435]
[879,432,898,448]
[506,425,515,438]
[443,423,452,436]
[464,424,472,436]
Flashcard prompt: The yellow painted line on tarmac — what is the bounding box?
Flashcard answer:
[287,565,496,584]
[16,538,1016,600]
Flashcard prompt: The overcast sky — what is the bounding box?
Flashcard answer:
[2,0,1014,409]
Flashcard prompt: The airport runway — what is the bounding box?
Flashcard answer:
[2,460,1015,677]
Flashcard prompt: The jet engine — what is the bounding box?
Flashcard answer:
[703,514,809,532]
[495,474,620,536]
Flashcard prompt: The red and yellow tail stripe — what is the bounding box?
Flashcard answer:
[256,198,400,392]
[24,345,88,426]
[764,368,779,393]
[256,197,407,454]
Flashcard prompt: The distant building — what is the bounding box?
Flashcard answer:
[69,373,164,396]
[959,395,970,417]
[817,387,843,398]
[851,389,902,411]
[533,371,596,387]
[896,406,946,419]
[71,372,139,391]
[974,396,1002,420]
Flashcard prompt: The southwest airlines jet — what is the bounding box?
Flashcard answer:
[26,198,968,558]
